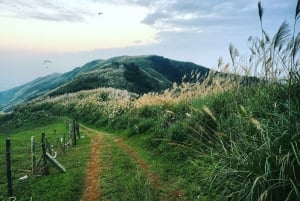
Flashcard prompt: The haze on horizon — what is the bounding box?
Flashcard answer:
[0,0,297,91]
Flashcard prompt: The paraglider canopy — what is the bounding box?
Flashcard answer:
[44,60,51,68]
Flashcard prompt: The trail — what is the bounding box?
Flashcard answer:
[114,139,183,200]
[81,126,102,201]
[114,138,161,189]
[80,125,183,201]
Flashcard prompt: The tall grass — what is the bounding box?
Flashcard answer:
[203,84,300,200]
[135,72,234,108]
[203,1,300,200]
[1,2,299,200]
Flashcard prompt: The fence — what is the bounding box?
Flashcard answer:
[0,120,80,201]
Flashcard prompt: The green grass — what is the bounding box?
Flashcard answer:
[10,80,298,200]
[0,2,299,200]
[205,84,300,201]
[0,120,90,201]
[2,79,299,201]
[119,133,212,201]
[99,134,160,201]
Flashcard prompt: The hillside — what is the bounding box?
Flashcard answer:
[0,2,299,200]
[48,55,209,96]
[0,55,209,112]
[0,73,66,111]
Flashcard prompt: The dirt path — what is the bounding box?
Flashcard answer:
[80,125,183,201]
[81,126,102,201]
[114,138,161,189]
[115,138,183,200]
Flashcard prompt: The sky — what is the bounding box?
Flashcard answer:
[0,0,298,91]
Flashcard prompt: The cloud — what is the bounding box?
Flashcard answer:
[139,0,259,33]
[0,0,93,22]
[116,0,294,35]
[1,0,293,26]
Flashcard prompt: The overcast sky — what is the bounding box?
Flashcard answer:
[0,0,298,91]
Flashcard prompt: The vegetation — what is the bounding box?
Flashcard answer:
[0,55,209,112]
[99,133,160,201]
[208,1,300,200]
[0,120,90,201]
[0,1,299,200]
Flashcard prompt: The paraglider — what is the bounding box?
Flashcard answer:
[44,60,51,68]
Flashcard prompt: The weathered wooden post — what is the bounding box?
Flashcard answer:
[63,132,66,153]
[72,119,77,146]
[76,121,80,139]
[31,136,36,175]
[69,123,73,145]
[41,133,49,175]
[46,153,67,173]
[46,139,52,155]
[6,138,13,197]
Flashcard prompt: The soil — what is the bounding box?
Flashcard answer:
[80,125,183,201]
[81,128,102,201]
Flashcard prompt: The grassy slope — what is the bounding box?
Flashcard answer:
[98,132,160,201]
[0,119,90,201]
[0,68,82,112]
[49,55,209,96]
[2,71,299,200]
[103,82,299,200]
[1,79,299,200]
[0,114,170,201]
[0,55,210,112]
[1,4,299,198]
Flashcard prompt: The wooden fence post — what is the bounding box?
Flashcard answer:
[63,132,66,153]
[76,121,80,139]
[31,136,36,175]
[69,123,73,145]
[41,133,49,175]
[6,138,13,197]
[73,120,77,146]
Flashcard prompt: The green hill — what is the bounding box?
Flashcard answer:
[49,55,209,96]
[0,2,299,200]
[0,73,67,111]
[0,55,209,111]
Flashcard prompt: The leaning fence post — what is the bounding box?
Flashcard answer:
[41,133,49,175]
[31,136,36,175]
[6,138,13,197]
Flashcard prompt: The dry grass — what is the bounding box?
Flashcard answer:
[34,70,236,116]
[135,71,235,108]
[38,87,136,119]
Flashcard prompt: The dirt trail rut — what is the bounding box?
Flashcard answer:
[81,126,102,201]
[80,125,182,201]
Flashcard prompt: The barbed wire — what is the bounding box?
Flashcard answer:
[1,120,80,201]
[7,196,16,201]
[1,132,70,201]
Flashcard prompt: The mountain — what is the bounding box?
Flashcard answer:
[0,73,71,112]
[0,55,209,111]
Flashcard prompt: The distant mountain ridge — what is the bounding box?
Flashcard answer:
[0,55,209,111]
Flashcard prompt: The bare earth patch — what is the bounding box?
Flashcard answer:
[80,125,183,200]
[81,128,102,201]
